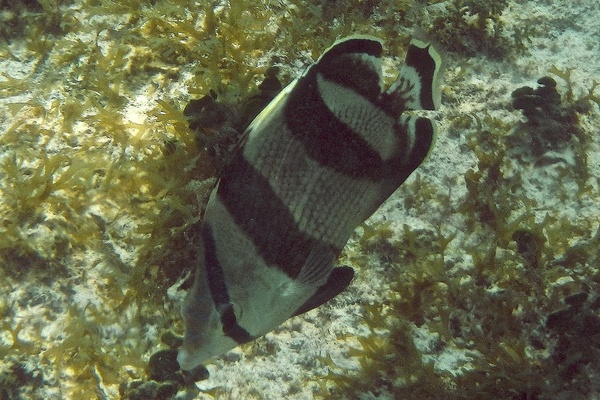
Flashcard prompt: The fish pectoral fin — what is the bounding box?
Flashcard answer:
[292,265,354,317]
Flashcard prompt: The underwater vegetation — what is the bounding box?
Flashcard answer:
[546,289,600,385]
[509,71,599,194]
[182,66,283,172]
[0,0,431,397]
[308,63,600,398]
[1,0,599,399]
[427,0,534,59]
[511,76,581,156]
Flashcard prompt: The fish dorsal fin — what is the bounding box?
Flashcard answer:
[312,36,384,103]
[386,38,443,111]
[292,266,354,317]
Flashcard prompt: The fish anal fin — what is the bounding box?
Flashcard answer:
[292,266,354,317]
[293,242,337,287]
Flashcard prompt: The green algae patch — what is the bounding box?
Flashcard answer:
[1,0,428,396]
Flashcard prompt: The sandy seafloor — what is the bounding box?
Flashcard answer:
[1,0,600,399]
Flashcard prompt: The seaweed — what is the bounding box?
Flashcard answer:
[0,0,65,40]
[315,59,599,397]
[511,76,582,155]
[0,363,45,400]
[512,228,545,270]
[509,71,598,195]
[544,291,600,397]
[183,66,283,172]
[428,0,516,59]
[2,0,599,398]
[183,90,240,171]
[319,182,600,398]
[120,334,208,399]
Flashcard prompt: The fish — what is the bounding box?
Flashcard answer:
[177,35,443,372]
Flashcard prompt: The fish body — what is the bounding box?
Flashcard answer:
[177,36,443,371]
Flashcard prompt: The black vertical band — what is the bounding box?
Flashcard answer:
[202,223,253,344]
[217,151,341,279]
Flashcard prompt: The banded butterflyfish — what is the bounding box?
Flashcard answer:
[177,35,443,372]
